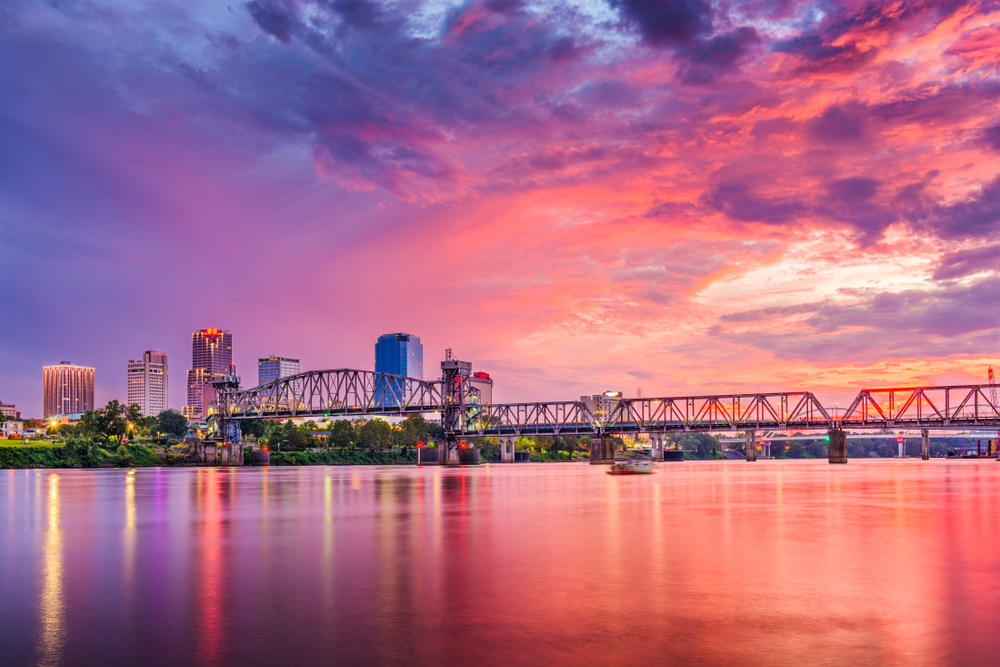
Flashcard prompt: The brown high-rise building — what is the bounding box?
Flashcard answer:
[43,361,95,418]
[184,328,232,420]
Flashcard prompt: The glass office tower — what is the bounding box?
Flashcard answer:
[258,356,300,385]
[374,333,423,408]
[375,333,423,379]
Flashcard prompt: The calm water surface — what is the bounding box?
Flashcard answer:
[2,460,999,666]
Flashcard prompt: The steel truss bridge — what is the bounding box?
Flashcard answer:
[209,369,1000,438]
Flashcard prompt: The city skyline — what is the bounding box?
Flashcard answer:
[2,0,998,421]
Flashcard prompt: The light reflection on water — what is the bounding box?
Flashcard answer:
[0,461,998,666]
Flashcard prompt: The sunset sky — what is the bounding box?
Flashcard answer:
[2,0,999,417]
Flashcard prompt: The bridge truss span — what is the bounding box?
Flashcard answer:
[462,401,597,438]
[841,385,1000,429]
[603,392,833,434]
[216,369,443,420]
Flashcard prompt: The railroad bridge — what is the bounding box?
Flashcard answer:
[208,353,1000,465]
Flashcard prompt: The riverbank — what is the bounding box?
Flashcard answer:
[0,443,436,469]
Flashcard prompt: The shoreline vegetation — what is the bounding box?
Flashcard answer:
[2,401,973,470]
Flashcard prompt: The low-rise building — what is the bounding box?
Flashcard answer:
[1,421,24,438]
[0,401,18,419]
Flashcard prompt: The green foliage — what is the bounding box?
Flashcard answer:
[266,449,417,466]
[79,400,143,443]
[240,418,266,441]
[674,433,721,459]
[357,419,392,450]
[330,420,355,448]
[156,410,189,438]
[0,441,163,468]
[398,414,431,447]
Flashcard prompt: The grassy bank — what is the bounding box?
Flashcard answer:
[265,449,418,466]
[0,442,193,469]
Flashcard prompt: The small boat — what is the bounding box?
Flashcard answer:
[607,458,655,475]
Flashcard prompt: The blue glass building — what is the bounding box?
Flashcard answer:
[374,333,423,408]
[375,333,423,379]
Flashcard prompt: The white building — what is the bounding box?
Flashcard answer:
[469,372,493,405]
[1,421,24,438]
[127,350,169,417]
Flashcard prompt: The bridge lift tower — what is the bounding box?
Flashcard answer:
[440,349,473,466]
[990,365,997,457]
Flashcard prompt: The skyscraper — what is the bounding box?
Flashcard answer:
[375,333,423,379]
[374,333,423,408]
[43,361,95,418]
[184,328,232,420]
[127,350,168,417]
[258,356,300,385]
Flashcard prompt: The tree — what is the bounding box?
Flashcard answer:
[79,400,139,443]
[787,442,805,458]
[330,420,356,448]
[358,419,392,450]
[240,419,266,442]
[399,414,431,447]
[156,410,189,438]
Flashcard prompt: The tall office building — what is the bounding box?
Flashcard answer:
[258,356,300,385]
[375,333,423,379]
[127,350,169,417]
[43,361,95,418]
[374,333,423,408]
[184,328,233,420]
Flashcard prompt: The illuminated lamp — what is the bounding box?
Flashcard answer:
[417,442,424,448]
[262,445,269,452]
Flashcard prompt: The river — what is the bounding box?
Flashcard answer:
[2,460,999,666]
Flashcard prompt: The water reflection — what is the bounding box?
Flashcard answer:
[36,474,64,667]
[2,461,999,666]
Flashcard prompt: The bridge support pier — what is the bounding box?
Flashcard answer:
[746,431,756,462]
[590,435,615,465]
[442,440,460,467]
[501,438,515,463]
[828,428,847,464]
[921,429,929,460]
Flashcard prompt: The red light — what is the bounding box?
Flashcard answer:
[262,445,269,452]
[460,442,467,449]
[417,442,424,448]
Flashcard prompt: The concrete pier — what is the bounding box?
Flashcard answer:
[500,438,515,463]
[650,435,663,461]
[746,431,757,462]
[589,435,616,465]
[828,428,847,464]
[922,429,929,460]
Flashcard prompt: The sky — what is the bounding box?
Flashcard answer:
[1,0,999,418]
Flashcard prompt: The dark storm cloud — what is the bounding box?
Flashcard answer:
[984,124,1000,152]
[808,103,870,145]
[923,177,1000,241]
[609,0,713,47]
[246,0,295,43]
[704,171,808,224]
[677,27,761,84]
[933,245,1000,280]
[721,277,1000,363]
